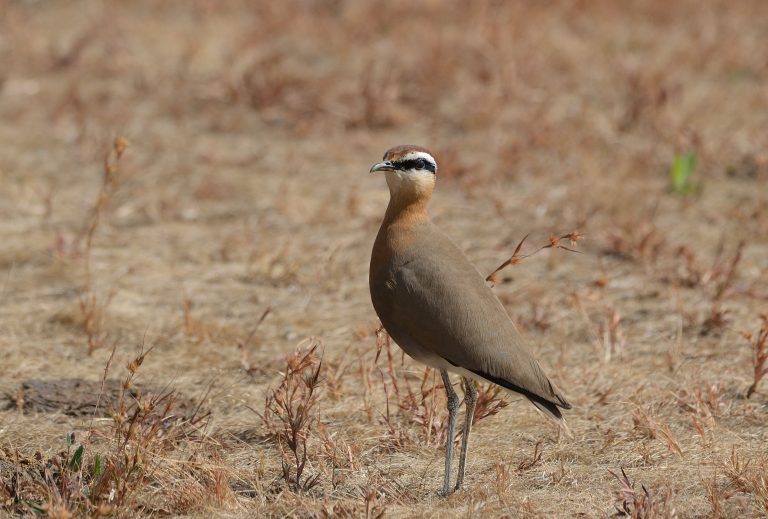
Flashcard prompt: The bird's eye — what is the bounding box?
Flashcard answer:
[415,159,426,169]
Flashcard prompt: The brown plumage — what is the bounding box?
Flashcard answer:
[368,145,570,495]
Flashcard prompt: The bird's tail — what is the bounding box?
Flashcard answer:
[528,397,573,438]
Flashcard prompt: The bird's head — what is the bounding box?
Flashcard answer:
[370,145,437,201]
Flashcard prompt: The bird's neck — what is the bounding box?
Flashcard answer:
[382,192,431,228]
[371,191,431,282]
[382,172,434,227]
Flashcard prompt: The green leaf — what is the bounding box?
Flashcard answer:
[669,152,698,194]
[68,445,84,471]
[25,501,47,515]
[92,453,103,479]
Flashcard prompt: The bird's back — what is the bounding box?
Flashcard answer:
[370,219,570,418]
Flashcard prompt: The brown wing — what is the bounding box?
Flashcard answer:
[388,224,570,415]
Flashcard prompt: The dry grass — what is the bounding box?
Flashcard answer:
[1,0,767,516]
[743,314,768,399]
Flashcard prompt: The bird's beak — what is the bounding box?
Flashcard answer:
[370,161,395,173]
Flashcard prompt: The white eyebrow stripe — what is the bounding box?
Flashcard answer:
[400,151,437,168]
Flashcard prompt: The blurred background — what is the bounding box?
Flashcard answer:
[1,0,767,516]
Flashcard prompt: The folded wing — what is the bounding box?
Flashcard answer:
[389,225,571,419]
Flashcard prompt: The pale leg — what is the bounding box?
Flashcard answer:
[440,368,459,496]
[454,377,478,491]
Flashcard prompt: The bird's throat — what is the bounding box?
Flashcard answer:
[383,172,434,226]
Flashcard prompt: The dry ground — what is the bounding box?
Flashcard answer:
[1,0,768,517]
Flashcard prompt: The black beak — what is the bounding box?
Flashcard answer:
[369,161,396,173]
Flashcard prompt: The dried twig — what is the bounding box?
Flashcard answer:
[486,231,584,284]
[78,137,129,354]
[743,314,768,398]
[263,341,323,492]
[609,467,675,517]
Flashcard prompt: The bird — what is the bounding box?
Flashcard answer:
[368,145,571,495]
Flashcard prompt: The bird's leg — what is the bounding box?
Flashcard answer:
[440,368,459,496]
[454,376,478,491]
